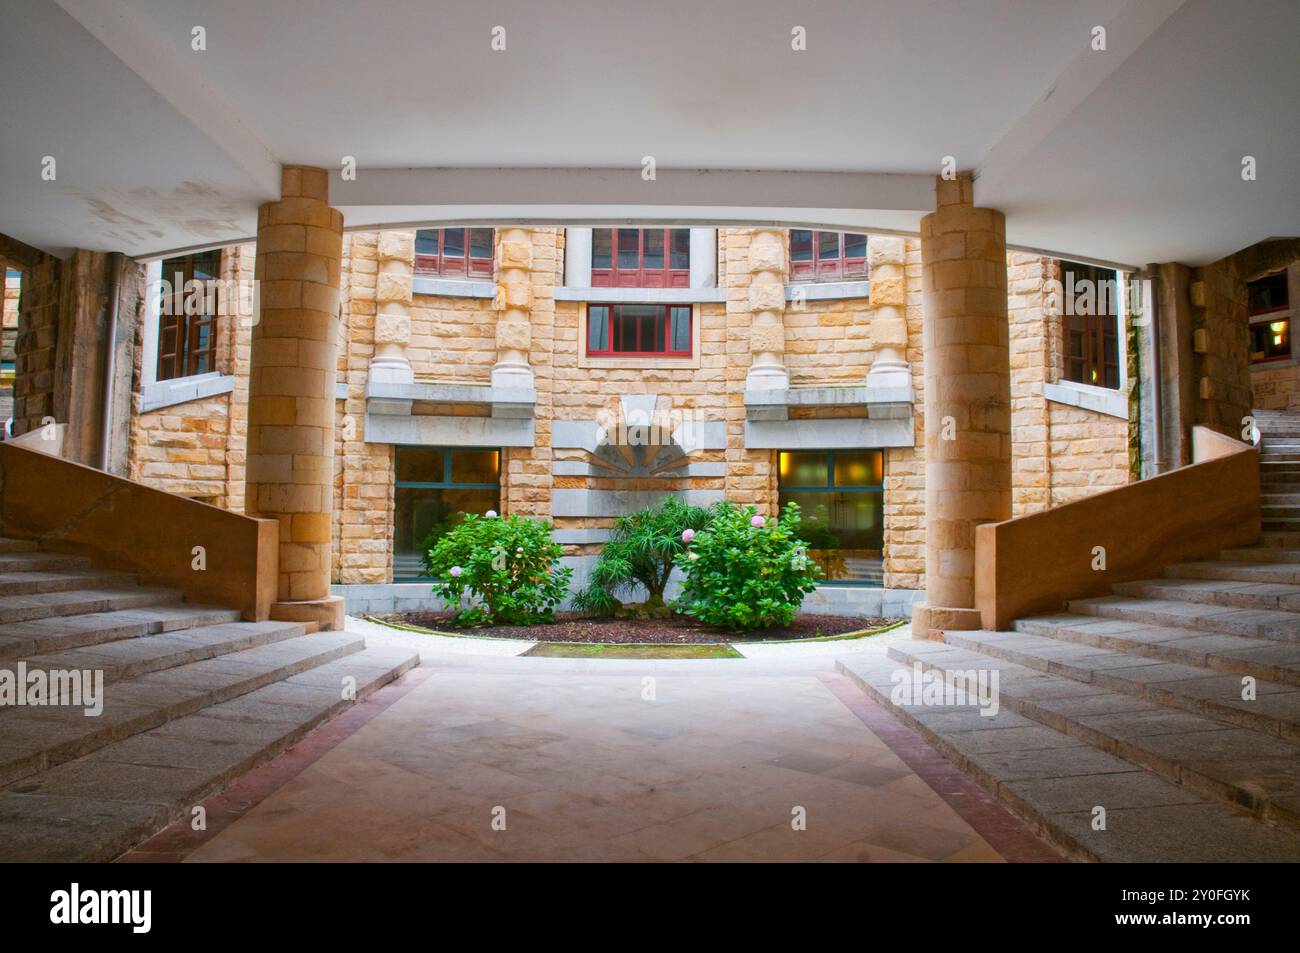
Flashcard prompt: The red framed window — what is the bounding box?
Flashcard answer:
[414,228,494,279]
[1060,262,1120,389]
[591,228,690,287]
[587,304,692,357]
[1248,271,1290,364]
[788,230,868,282]
[157,250,220,381]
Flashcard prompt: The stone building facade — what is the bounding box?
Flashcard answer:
[120,227,1141,616]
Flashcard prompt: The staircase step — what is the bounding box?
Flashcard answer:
[1167,559,1300,586]
[0,552,91,573]
[837,650,1300,861]
[1112,576,1300,611]
[0,587,181,625]
[1015,613,1300,687]
[0,569,137,598]
[0,630,366,787]
[0,605,243,661]
[902,640,1300,831]
[5,620,309,689]
[0,646,420,861]
[942,628,1300,740]
[1070,594,1300,642]
[1260,532,1300,548]
[0,538,38,554]
[1221,546,1300,564]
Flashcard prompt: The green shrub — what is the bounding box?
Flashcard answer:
[425,512,572,626]
[571,497,713,618]
[673,501,820,630]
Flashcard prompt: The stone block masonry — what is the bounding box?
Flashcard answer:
[119,218,1136,603]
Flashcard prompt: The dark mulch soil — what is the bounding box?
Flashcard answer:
[381,610,900,644]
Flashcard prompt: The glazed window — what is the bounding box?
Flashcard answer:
[414,228,494,279]
[590,228,690,287]
[2,267,21,375]
[1248,272,1290,364]
[1060,261,1121,390]
[777,450,884,585]
[788,230,868,282]
[157,250,221,381]
[393,447,501,581]
[586,304,692,357]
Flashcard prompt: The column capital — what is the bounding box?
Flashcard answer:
[935,170,975,209]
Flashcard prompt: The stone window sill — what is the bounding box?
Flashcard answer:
[555,286,725,304]
[140,372,235,413]
[411,276,496,299]
[1043,380,1128,419]
[784,280,871,302]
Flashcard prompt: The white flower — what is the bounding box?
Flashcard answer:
[485,509,498,518]
[449,566,463,578]
[688,553,700,561]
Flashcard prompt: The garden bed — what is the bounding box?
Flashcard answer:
[376,610,904,644]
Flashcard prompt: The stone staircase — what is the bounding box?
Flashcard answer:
[1255,408,1300,533]
[0,537,419,861]
[840,529,1300,861]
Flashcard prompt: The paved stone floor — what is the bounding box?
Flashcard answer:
[128,624,1056,863]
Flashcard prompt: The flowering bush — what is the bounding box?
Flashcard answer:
[673,501,820,630]
[425,512,571,626]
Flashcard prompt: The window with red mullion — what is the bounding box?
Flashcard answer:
[590,229,690,288]
[788,230,868,282]
[414,228,494,279]
[586,304,692,357]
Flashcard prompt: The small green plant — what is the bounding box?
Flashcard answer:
[571,496,713,618]
[425,512,572,626]
[673,501,820,630]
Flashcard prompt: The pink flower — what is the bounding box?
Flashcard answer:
[681,529,696,543]
[449,566,462,578]
[750,515,766,528]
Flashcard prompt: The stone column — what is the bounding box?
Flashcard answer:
[745,228,789,391]
[912,173,1012,639]
[371,230,415,385]
[493,228,534,391]
[245,166,346,630]
[865,236,911,389]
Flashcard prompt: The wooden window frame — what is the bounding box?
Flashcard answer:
[1248,272,1291,364]
[788,230,869,283]
[590,228,690,288]
[585,304,693,358]
[157,251,221,382]
[414,227,495,280]
[1060,262,1121,390]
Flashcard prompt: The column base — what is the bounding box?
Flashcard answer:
[271,595,346,632]
[910,603,983,642]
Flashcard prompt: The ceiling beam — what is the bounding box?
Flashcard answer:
[332,168,936,214]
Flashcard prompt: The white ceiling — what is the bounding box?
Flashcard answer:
[1,0,1296,266]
